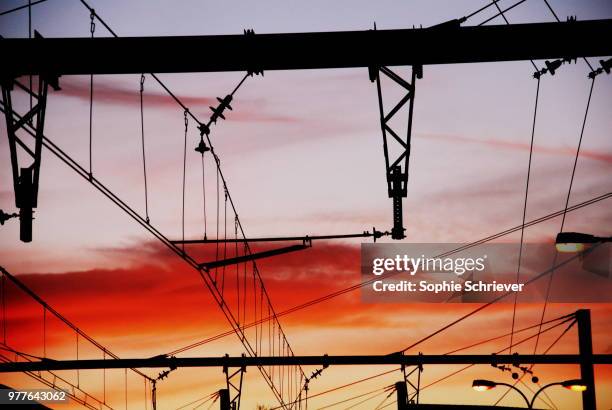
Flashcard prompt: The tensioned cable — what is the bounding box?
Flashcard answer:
[270,314,574,410]
[0,0,48,16]
[397,247,591,354]
[163,192,610,357]
[445,313,573,355]
[317,387,389,410]
[497,75,598,400]
[541,0,594,72]
[215,166,220,283]
[488,0,539,72]
[509,76,540,353]
[532,76,596,358]
[75,2,308,399]
[28,0,33,115]
[343,389,393,410]
[0,104,290,405]
[139,74,150,223]
[201,153,207,238]
[88,9,95,178]
[373,389,395,410]
[0,266,153,381]
[174,392,218,410]
[181,111,188,252]
[270,369,399,410]
[493,318,577,406]
[425,317,574,394]
[478,0,528,26]
[417,318,574,410]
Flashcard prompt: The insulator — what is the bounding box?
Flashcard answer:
[544,59,563,75]
[600,58,612,74]
[195,139,210,154]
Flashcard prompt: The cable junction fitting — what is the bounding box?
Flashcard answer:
[588,57,612,79]
[533,57,576,78]
[0,209,19,225]
[210,95,233,123]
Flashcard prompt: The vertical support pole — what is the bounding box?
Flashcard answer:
[395,381,407,410]
[576,309,596,410]
[18,167,33,242]
[219,389,230,410]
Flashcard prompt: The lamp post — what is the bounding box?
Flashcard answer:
[472,379,530,408]
[529,379,586,408]
[555,232,612,253]
[472,378,586,408]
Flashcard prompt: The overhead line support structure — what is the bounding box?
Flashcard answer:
[1,353,610,372]
[2,20,612,75]
[2,19,611,240]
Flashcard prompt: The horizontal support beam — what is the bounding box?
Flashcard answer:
[199,244,309,269]
[1,354,611,372]
[2,19,612,76]
[173,229,387,244]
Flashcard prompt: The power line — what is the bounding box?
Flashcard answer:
[396,247,592,354]
[478,0,529,26]
[317,386,390,410]
[532,76,597,360]
[69,3,306,405]
[0,0,49,16]
[270,369,399,410]
[541,0,595,72]
[163,191,610,357]
[509,75,540,353]
[493,317,577,406]
[139,74,150,223]
[88,8,95,179]
[267,314,576,410]
[0,104,298,407]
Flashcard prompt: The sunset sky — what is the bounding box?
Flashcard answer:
[1,0,611,409]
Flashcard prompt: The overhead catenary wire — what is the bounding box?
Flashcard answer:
[477,0,529,26]
[73,4,308,405]
[532,76,597,358]
[0,104,298,409]
[0,0,49,16]
[493,317,577,406]
[487,0,539,72]
[163,191,610,357]
[541,0,595,72]
[396,247,592,354]
[181,111,188,251]
[88,8,95,178]
[0,266,153,382]
[270,369,399,410]
[509,75,540,353]
[201,151,207,238]
[139,74,150,223]
[4,2,608,406]
[316,386,389,410]
[6,23,301,407]
[499,75,601,408]
[414,317,575,410]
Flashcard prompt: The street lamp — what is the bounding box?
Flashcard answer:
[529,379,587,408]
[472,379,529,408]
[555,232,612,253]
[472,378,586,408]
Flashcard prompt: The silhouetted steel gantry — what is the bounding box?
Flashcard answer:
[2,17,612,410]
[2,18,612,242]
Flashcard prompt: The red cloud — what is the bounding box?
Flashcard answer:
[3,240,612,360]
[420,132,612,164]
[52,78,299,123]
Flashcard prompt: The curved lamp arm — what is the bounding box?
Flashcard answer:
[494,382,531,408]
[530,382,563,408]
